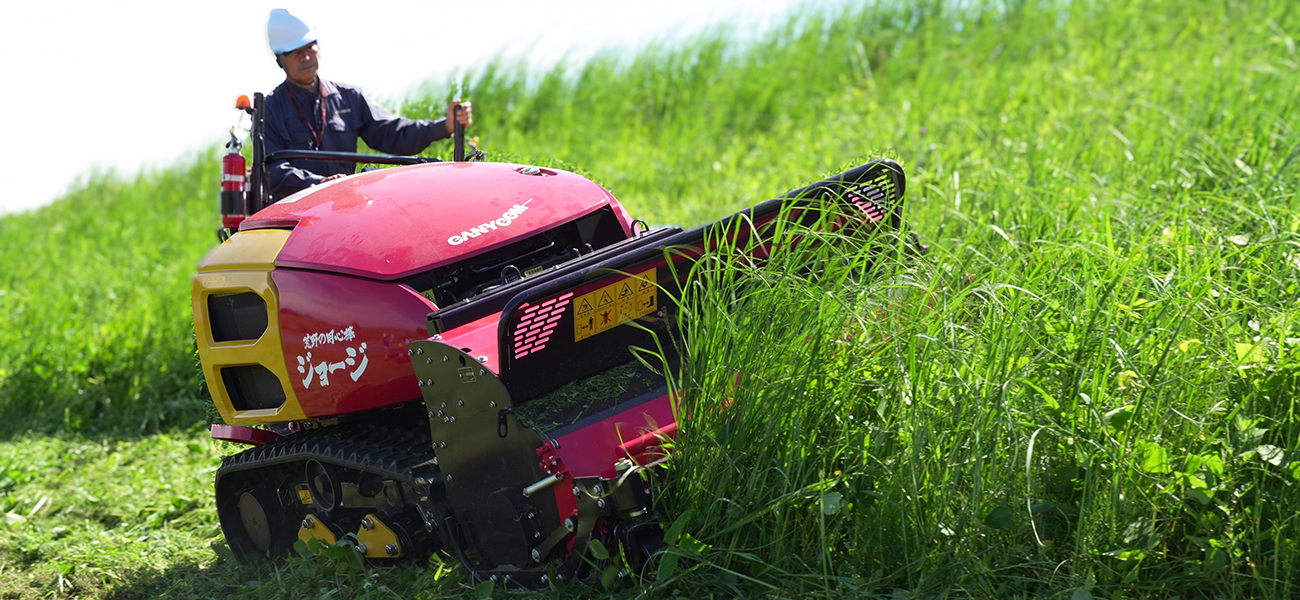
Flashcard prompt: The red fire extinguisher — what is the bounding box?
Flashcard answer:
[221,128,246,232]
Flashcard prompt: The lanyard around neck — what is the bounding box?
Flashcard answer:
[288,82,327,150]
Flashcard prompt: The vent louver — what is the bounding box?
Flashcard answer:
[209,292,268,342]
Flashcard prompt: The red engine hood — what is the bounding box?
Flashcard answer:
[242,162,626,280]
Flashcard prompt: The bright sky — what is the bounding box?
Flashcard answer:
[0,1,806,215]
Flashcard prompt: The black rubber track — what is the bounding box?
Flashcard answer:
[214,421,446,562]
[218,423,439,484]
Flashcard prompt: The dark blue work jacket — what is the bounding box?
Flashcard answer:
[263,78,449,200]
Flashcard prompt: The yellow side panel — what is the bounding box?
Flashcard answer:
[193,229,307,424]
[197,228,291,271]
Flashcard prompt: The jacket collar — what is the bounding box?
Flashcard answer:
[282,77,336,100]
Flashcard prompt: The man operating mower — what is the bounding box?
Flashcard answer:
[264,9,474,200]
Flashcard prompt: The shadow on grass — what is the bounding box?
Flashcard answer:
[0,347,210,442]
[99,553,475,600]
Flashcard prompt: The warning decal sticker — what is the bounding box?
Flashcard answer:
[573,268,657,342]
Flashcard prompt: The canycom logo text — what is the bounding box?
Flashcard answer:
[447,200,533,246]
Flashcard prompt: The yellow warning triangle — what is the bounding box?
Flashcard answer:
[619,282,633,298]
[598,290,614,307]
[578,297,593,312]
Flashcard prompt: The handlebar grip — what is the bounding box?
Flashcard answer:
[453,106,465,162]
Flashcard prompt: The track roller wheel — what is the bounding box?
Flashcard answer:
[237,486,285,553]
[306,460,343,512]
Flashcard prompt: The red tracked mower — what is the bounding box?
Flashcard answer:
[195,93,908,587]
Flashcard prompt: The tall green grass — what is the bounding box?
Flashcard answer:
[667,208,1300,596]
[647,1,1300,596]
[0,158,216,436]
[2,0,1299,596]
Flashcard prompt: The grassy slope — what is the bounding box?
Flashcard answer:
[0,159,216,436]
[3,0,1300,597]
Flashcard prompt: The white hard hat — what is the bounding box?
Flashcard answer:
[267,9,316,55]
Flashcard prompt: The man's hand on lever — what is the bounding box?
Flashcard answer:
[445,101,473,135]
[315,101,472,183]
